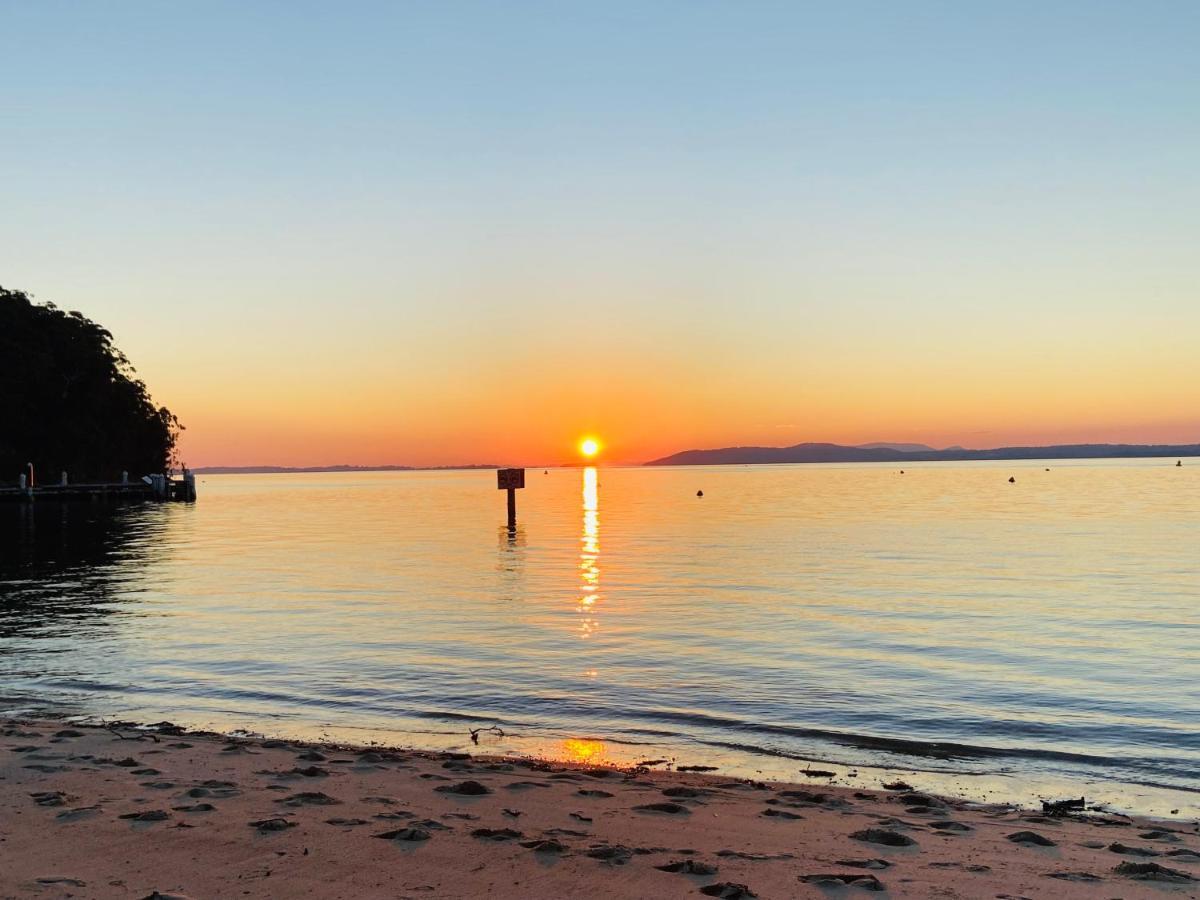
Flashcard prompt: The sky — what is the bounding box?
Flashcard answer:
[2,1,1198,466]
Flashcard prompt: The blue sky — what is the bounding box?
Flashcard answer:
[2,2,1198,464]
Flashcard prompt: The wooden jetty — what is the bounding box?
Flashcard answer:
[0,470,196,503]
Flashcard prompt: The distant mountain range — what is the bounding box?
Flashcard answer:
[646,441,1200,467]
[855,442,938,452]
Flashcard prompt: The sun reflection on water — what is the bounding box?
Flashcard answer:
[578,466,600,638]
[562,737,606,764]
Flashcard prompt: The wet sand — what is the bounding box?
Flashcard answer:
[2,718,1197,899]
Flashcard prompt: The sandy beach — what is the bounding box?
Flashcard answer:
[2,718,1197,899]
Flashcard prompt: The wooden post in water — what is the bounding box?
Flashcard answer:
[497,468,525,531]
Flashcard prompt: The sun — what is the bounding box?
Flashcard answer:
[579,437,601,459]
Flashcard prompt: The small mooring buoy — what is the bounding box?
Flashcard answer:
[1008,476,1016,483]
[696,490,704,497]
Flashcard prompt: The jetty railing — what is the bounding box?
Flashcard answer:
[0,470,196,502]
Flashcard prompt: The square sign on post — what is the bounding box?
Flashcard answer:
[497,468,525,490]
[497,468,525,529]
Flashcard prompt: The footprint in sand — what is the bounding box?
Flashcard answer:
[655,860,719,875]
[835,858,890,870]
[282,766,329,778]
[1139,829,1180,842]
[413,819,453,831]
[520,839,567,854]
[1006,830,1056,847]
[119,810,171,822]
[471,827,523,841]
[374,826,432,842]
[56,806,102,821]
[278,792,341,807]
[1113,861,1196,883]
[435,780,491,796]
[545,828,589,838]
[717,850,795,861]
[249,817,296,832]
[30,791,73,807]
[374,811,417,821]
[760,808,803,820]
[778,790,826,803]
[505,781,551,791]
[577,789,614,798]
[929,820,971,834]
[586,845,633,865]
[633,802,690,815]
[1108,842,1160,857]
[1165,849,1200,862]
[699,883,756,898]
[799,873,885,891]
[1045,872,1103,882]
[851,828,918,847]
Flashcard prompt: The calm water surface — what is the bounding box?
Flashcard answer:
[1,462,1197,816]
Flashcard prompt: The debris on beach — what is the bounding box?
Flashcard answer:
[1042,796,1085,815]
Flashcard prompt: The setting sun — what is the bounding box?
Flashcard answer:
[579,437,601,459]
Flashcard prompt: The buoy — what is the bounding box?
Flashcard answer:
[1008,476,1016,483]
[696,490,704,497]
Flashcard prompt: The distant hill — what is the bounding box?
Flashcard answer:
[646,442,1200,467]
[856,442,937,452]
[194,464,497,475]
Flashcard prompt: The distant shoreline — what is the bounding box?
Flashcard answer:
[192,464,501,475]
[192,446,1198,474]
[647,441,1200,467]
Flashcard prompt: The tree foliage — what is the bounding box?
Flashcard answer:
[0,286,182,482]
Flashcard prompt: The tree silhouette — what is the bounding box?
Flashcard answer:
[0,286,182,482]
